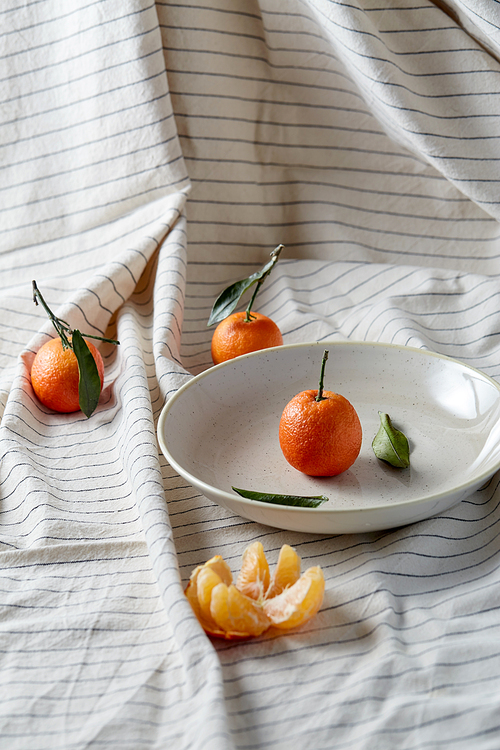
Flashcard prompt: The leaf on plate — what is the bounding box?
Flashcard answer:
[207,245,283,327]
[372,411,410,468]
[72,329,102,418]
[232,487,329,508]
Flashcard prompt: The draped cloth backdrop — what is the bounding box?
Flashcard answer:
[2,1,500,748]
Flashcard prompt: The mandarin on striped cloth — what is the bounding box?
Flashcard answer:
[1,1,500,749]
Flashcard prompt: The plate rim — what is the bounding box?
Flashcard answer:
[157,341,500,517]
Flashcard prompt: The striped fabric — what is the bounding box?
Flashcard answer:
[2,1,500,747]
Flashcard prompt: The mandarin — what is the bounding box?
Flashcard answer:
[211,311,283,365]
[208,245,284,365]
[31,336,104,413]
[185,542,324,639]
[279,350,362,476]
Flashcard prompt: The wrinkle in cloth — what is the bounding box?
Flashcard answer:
[2,1,500,749]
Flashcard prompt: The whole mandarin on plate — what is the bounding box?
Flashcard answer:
[279,350,362,476]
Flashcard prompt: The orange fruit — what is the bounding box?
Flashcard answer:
[279,389,362,476]
[185,543,324,639]
[211,311,283,365]
[30,336,104,413]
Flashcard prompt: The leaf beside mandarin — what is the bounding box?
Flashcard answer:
[72,329,102,418]
[207,245,283,326]
[232,486,329,508]
[372,411,410,468]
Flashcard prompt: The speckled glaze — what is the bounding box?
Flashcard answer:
[157,342,500,534]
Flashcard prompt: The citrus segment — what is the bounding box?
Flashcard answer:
[235,541,270,601]
[204,555,233,585]
[211,311,283,365]
[197,566,225,622]
[265,544,301,599]
[185,567,226,637]
[263,566,325,630]
[210,583,271,637]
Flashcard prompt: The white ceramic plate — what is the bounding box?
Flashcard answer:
[158,342,500,534]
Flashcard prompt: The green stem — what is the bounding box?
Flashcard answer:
[244,244,284,323]
[76,332,120,345]
[32,280,120,347]
[244,281,261,322]
[32,281,72,348]
[315,350,329,402]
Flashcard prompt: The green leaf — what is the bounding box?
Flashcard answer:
[207,244,283,326]
[372,412,410,468]
[72,329,102,418]
[232,486,329,508]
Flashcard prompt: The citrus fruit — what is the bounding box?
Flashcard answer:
[279,389,362,476]
[185,543,324,639]
[279,350,362,476]
[30,336,104,413]
[211,311,283,365]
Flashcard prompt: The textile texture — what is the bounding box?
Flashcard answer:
[1,1,500,748]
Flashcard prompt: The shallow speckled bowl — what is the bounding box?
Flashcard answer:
[158,342,500,534]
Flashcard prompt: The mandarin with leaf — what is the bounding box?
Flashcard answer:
[208,245,284,365]
[31,336,104,413]
[211,311,283,365]
[30,281,118,417]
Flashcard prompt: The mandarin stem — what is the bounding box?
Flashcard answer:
[78,332,120,345]
[315,350,329,402]
[244,244,284,323]
[32,280,120,347]
[244,282,261,322]
[32,280,72,349]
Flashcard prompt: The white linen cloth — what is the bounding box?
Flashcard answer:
[2,1,500,748]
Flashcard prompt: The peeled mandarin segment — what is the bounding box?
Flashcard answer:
[185,567,203,619]
[204,555,233,585]
[235,541,271,601]
[197,566,224,622]
[265,544,301,599]
[263,566,325,630]
[193,581,251,641]
[185,568,226,637]
[211,583,271,637]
